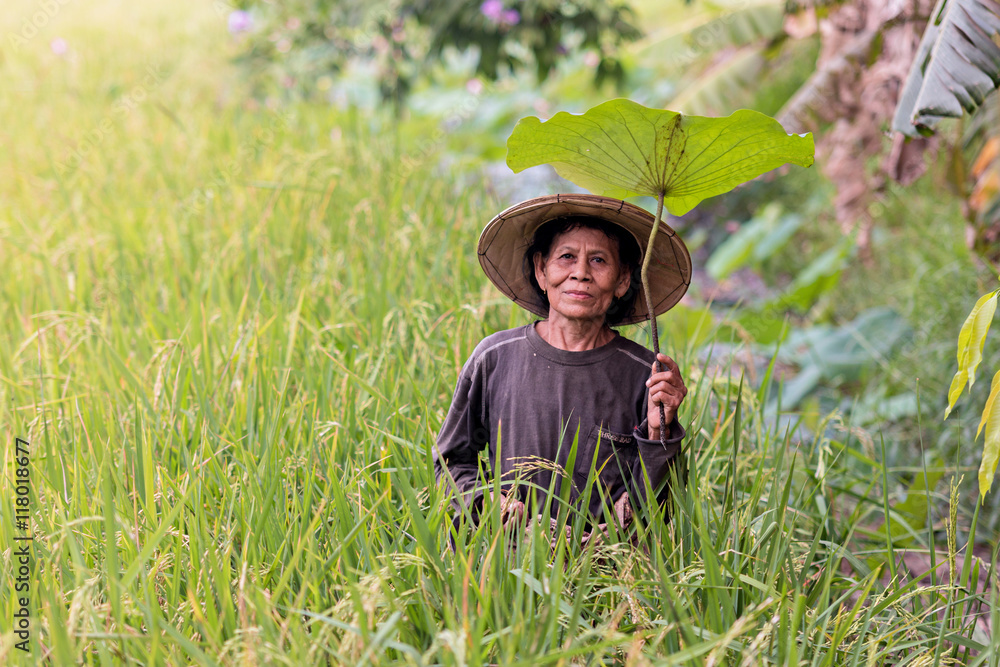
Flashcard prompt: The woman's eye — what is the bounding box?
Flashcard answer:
[559,253,573,260]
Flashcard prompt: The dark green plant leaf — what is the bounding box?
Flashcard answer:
[892,0,1000,136]
[506,98,815,215]
[705,202,802,280]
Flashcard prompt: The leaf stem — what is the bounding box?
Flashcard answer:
[643,192,669,447]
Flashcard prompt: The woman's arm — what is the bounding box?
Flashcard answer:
[631,417,685,505]
[433,362,490,518]
[630,352,688,509]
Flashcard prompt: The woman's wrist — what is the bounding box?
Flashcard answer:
[647,413,675,440]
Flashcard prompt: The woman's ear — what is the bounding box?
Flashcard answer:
[533,252,547,292]
[615,266,631,298]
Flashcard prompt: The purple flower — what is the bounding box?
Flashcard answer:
[481,0,504,23]
[501,9,520,25]
[228,10,253,35]
[50,37,68,56]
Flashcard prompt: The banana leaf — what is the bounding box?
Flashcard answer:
[892,0,1000,135]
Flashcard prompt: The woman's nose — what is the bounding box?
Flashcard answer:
[571,257,591,280]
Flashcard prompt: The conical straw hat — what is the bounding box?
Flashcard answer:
[478,193,692,325]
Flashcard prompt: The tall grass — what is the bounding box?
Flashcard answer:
[0,0,997,664]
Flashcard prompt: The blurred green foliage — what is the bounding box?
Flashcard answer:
[233,0,640,110]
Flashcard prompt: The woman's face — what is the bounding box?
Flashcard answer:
[533,226,630,327]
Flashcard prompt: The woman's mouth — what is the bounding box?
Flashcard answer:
[564,291,591,299]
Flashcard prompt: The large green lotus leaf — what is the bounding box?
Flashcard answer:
[506,98,814,215]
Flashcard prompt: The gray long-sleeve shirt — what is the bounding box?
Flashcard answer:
[433,322,685,520]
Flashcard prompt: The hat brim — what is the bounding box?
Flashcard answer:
[478,194,692,326]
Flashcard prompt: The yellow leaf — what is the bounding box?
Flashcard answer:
[944,367,969,419]
[978,369,1000,499]
[977,370,1000,439]
[955,290,999,391]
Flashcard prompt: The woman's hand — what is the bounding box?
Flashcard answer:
[490,490,526,527]
[645,353,687,440]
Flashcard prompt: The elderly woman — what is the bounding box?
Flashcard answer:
[434,194,691,526]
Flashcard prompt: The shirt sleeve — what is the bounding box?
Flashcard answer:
[433,356,490,518]
[631,416,685,508]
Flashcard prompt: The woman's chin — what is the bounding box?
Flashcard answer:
[549,304,608,324]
